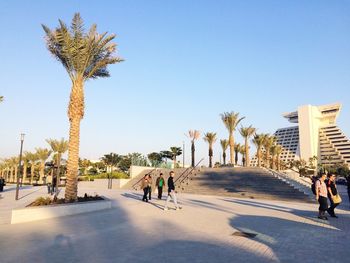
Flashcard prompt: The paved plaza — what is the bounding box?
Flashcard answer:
[0,184,349,263]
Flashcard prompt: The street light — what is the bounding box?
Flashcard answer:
[15,133,25,201]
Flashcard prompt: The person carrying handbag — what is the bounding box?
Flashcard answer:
[326,174,341,218]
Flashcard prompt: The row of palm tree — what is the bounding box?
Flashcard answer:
[252,133,283,170]
[189,112,285,169]
[0,138,68,184]
[189,111,255,168]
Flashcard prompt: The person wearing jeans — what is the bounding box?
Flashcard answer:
[164,171,182,211]
[156,173,165,199]
[140,175,149,202]
[316,174,328,220]
[326,174,340,218]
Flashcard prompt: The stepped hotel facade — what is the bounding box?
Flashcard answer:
[251,103,350,168]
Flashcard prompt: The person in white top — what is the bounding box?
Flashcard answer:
[315,174,328,220]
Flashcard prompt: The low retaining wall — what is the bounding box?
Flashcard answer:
[11,199,112,224]
[78,179,130,189]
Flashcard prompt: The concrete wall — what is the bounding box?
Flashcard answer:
[78,179,130,189]
[129,166,154,178]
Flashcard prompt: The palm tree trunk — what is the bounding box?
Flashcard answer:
[173,157,176,169]
[66,117,81,202]
[235,151,238,165]
[66,79,84,202]
[39,162,45,184]
[209,148,213,168]
[245,138,249,167]
[229,133,234,165]
[257,148,261,167]
[14,166,18,183]
[30,165,35,184]
[23,163,27,183]
[223,152,226,165]
[191,141,195,167]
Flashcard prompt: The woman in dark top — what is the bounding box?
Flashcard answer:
[347,176,350,208]
[326,174,340,218]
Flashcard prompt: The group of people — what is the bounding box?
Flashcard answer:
[140,171,182,211]
[315,173,342,220]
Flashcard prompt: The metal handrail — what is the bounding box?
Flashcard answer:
[173,166,192,184]
[132,167,157,190]
[179,158,204,185]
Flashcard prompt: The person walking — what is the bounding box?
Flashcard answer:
[315,174,328,220]
[164,171,182,211]
[46,174,52,194]
[326,174,341,218]
[148,174,153,200]
[140,175,149,202]
[0,176,5,192]
[347,176,350,208]
[51,175,57,195]
[156,173,165,199]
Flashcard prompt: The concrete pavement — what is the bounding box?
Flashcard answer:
[0,184,349,263]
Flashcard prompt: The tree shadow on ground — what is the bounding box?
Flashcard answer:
[224,198,350,231]
[1,196,278,263]
[230,214,348,263]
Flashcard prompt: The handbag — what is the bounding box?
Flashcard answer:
[332,194,342,204]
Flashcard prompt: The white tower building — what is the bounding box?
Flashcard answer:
[252,103,350,168]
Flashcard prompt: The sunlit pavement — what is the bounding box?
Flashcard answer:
[0,184,349,263]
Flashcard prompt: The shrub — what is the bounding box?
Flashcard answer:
[93,172,129,179]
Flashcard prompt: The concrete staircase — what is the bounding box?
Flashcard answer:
[179,167,312,202]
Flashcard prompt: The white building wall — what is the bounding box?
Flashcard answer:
[297,105,321,161]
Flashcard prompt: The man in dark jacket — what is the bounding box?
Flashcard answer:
[0,177,5,192]
[164,171,182,211]
[155,173,165,199]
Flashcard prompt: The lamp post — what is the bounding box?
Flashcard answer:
[15,133,25,201]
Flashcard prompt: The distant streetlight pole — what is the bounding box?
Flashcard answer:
[15,133,25,201]
[182,141,185,168]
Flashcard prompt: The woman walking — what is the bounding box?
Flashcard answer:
[140,175,149,202]
[326,174,341,218]
[315,174,328,220]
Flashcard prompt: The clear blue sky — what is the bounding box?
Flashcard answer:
[1,0,349,165]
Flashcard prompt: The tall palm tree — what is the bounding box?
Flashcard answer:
[101,153,121,173]
[36,148,52,183]
[21,153,30,183]
[203,132,217,168]
[170,147,183,168]
[275,145,283,171]
[263,135,276,168]
[46,138,68,192]
[26,152,38,184]
[239,125,256,167]
[220,139,229,165]
[252,134,265,168]
[270,145,278,170]
[10,156,19,183]
[42,13,123,201]
[188,130,200,167]
[2,159,11,181]
[234,143,241,165]
[238,145,246,166]
[220,112,245,165]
